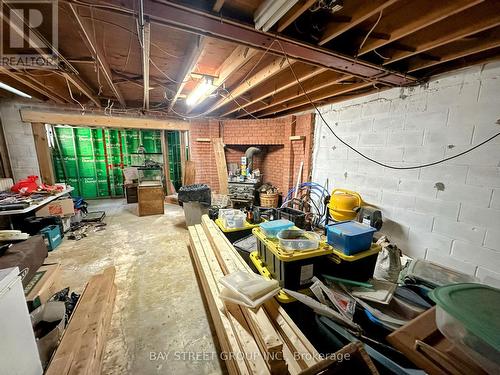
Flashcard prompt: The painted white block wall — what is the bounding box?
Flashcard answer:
[0,100,40,180]
[312,62,500,287]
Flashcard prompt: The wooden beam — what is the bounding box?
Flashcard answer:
[240,71,350,117]
[168,36,206,111]
[255,81,373,118]
[68,4,126,107]
[212,0,225,12]
[357,0,483,56]
[319,0,398,46]
[0,117,12,178]
[0,68,66,103]
[90,0,414,86]
[222,63,326,117]
[382,1,500,65]
[276,0,316,32]
[186,45,258,112]
[31,123,55,185]
[207,57,288,114]
[20,109,190,130]
[407,27,500,72]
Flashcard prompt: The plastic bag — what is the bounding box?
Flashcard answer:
[178,184,211,206]
[373,236,402,283]
[11,175,40,194]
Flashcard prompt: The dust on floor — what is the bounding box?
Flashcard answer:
[47,199,224,374]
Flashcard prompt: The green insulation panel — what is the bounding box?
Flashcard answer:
[52,127,183,199]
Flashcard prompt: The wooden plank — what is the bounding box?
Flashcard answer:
[357,0,483,56]
[45,267,116,375]
[383,0,500,65]
[289,135,305,141]
[212,138,228,194]
[20,109,189,130]
[207,57,288,114]
[254,81,373,118]
[142,20,151,110]
[319,0,398,46]
[180,131,187,185]
[222,64,327,117]
[0,117,12,178]
[196,138,211,142]
[31,123,55,185]
[183,160,196,186]
[277,0,316,32]
[239,71,349,117]
[161,130,172,195]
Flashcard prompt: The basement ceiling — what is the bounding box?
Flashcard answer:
[1,0,499,119]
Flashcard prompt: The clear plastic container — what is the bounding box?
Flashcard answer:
[259,219,293,238]
[219,209,246,229]
[277,229,320,251]
[435,305,500,374]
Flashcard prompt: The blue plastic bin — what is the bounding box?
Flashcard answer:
[259,219,293,238]
[326,220,376,255]
[40,225,62,251]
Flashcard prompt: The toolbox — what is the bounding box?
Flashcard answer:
[40,225,62,251]
[322,245,381,282]
[326,221,376,255]
[252,227,332,290]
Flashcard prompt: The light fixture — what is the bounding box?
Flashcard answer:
[254,0,299,32]
[0,82,31,98]
[186,76,214,107]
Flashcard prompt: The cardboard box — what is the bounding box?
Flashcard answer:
[36,198,74,218]
[24,263,61,311]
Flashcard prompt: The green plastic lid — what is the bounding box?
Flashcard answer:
[430,283,500,351]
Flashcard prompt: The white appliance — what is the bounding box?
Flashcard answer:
[0,267,43,375]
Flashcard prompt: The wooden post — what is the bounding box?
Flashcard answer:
[180,130,187,185]
[212,138,228,194]
[31,122,55,185]
[0,117,12,178]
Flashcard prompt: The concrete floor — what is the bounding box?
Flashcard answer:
[47,199,224,375]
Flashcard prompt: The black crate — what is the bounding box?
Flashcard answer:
[278,207,306,229]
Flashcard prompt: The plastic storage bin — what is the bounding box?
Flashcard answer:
[430,283,500,374]
[252,226,332,289]
[278,207,306,228]
[321,245,381,282]
[277,229,320,251]
[259,219,293,238]
[326,221,376,255]
[40,225,62,251]
[215,217,262,244]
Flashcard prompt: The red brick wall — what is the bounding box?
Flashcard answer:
[189,114,315,195]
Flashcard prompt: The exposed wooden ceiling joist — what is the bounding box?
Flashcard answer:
[357,0,483,56]
[276,0,316,33]
[68,4,126,107]
[239,72,351,117]
[255,81,374,118]
[93,0,414,86]
[222,63,327,117]
[407,27,500,72]
[206,56,289,114]
[382,0,500,65]
[186,45,258,112]
[319,0,398,46]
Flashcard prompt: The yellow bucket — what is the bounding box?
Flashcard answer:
[328,188,362,222]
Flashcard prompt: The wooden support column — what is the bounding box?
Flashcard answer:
[0,118,12,178]
[161,130,173,195]
[282,116,295,194]
[180,130,187,185]
[31,122,55,185]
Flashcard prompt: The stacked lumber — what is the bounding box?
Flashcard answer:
[45,267,117,375]
[188,215,322,374]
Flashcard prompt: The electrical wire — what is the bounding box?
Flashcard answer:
[275,40,500,170]
[220,89,259,119]
[357,10,383,55]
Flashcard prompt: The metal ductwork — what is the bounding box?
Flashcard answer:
[245,147,261,173]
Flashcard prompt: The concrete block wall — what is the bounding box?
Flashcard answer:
[0,99,40,180]
[190,114,315,194]
[311,61,500,287]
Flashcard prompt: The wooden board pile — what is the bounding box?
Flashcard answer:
[188,215,322,375]
[45,267,117,375]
